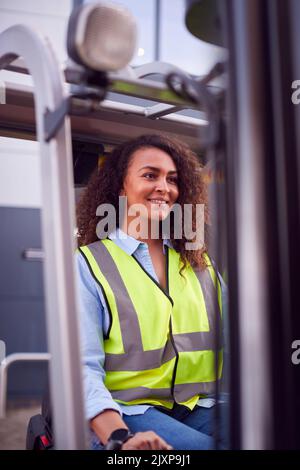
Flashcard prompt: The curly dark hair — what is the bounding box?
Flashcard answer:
[76,134,209,271]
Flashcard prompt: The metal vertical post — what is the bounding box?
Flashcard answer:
[228,0,273,449]
[0,25,86,449]
[155,0,161,61]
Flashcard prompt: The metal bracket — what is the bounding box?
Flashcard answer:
[166,62,225,149]
[0,353,51,418]
[44,97,71,142]
[44,89,108,142]
[23,248,45,260]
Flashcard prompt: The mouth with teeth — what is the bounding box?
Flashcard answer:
[145,198,171,220]
[147,199,169,206]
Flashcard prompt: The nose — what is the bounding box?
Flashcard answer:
[155,177,170,193]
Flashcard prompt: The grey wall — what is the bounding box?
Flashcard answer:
[0,207,47,397]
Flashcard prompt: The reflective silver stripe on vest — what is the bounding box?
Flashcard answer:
[111,387,173,402]
[193,268,223,348]
[111,382,218,403]
[88,241,144,353]
[174,381,217,401]
[105,338,176,371]
[173,332,218,352]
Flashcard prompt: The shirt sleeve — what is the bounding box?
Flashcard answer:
[75,251,122,421]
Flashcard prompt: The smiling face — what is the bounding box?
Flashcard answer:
[120,146,179,223]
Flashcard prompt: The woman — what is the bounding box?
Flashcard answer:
[76,134,227,450]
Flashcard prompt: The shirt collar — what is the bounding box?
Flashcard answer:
[108,227,173,256]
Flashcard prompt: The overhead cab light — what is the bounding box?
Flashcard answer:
[67,2,137,72]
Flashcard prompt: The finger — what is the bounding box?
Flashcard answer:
[153,436,172,450]
[126,437,151,450]
[149,434,172,450]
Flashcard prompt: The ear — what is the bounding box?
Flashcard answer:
[120,188,125,196]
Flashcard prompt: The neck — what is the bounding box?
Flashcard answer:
[139,236,163,250]
[120,217,163,250]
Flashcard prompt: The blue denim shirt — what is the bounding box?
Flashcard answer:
[76,228,227,421]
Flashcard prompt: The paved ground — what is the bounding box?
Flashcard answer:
[0,400,40,450]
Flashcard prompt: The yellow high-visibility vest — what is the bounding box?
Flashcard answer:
[79,239,223,410]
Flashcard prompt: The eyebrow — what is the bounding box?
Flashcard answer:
[138,165,178,174]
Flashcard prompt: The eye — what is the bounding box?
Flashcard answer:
[143,172,156,179]
[168,176,178,185]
